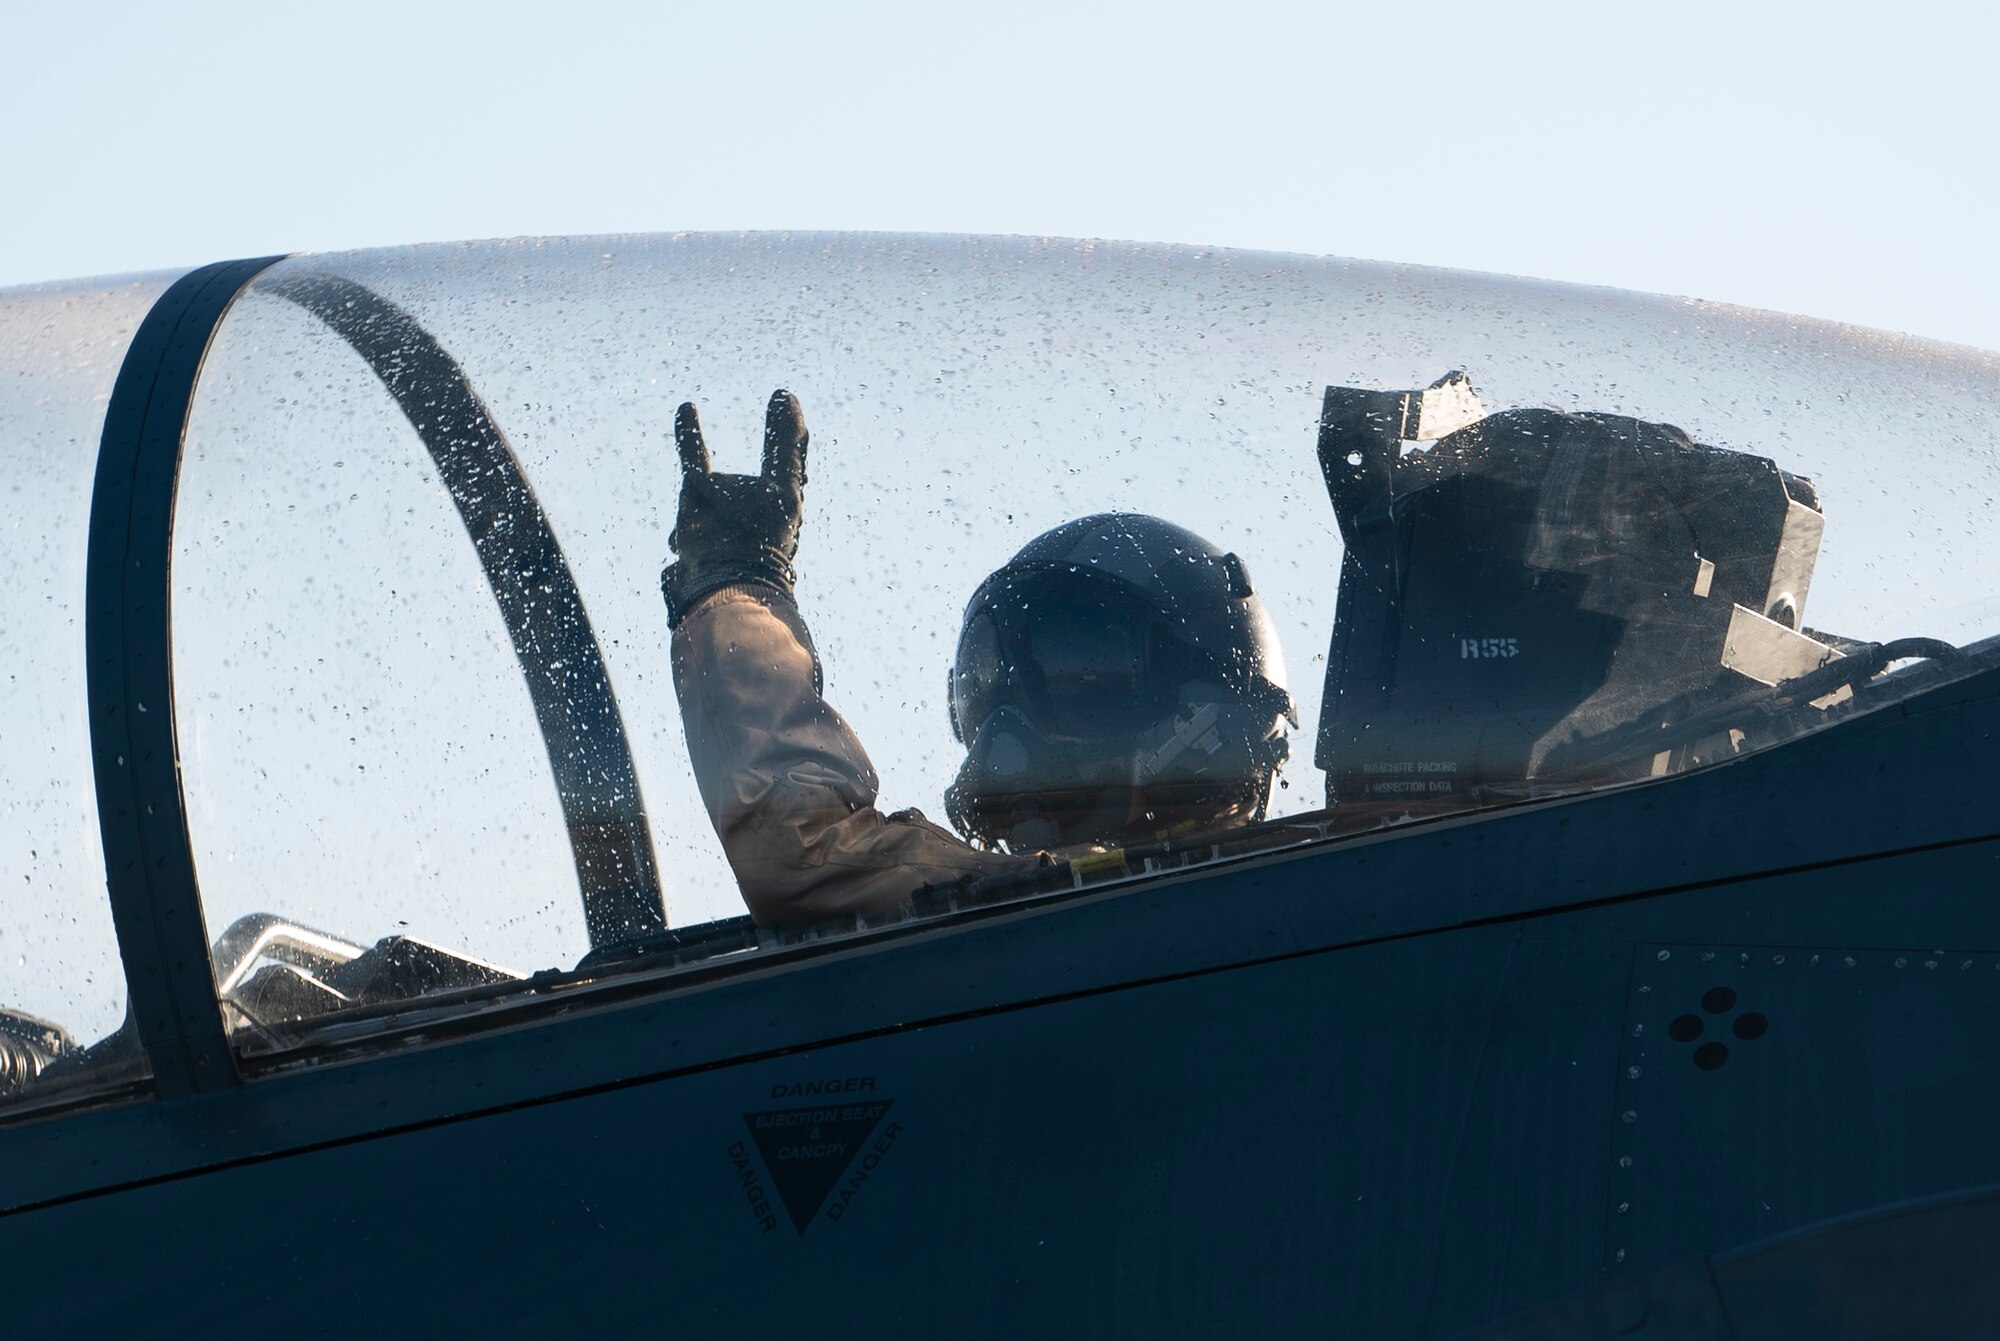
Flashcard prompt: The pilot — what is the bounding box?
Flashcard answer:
[664,390,1295,928]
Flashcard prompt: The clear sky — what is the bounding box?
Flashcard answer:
[3,0,1996,350]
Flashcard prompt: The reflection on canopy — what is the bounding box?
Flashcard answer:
[265,273,666,946]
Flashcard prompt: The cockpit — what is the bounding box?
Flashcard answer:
[4,233,1996,1117]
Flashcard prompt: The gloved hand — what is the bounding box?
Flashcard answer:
[661,389,810,627]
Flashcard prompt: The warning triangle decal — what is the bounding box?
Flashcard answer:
[743,1099,895,1234]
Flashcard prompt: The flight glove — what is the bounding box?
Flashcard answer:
[661,389,811,627]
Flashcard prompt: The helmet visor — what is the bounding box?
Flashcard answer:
[952,570,1206,742]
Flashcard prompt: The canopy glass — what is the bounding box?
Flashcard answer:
[4,234,1995,1094]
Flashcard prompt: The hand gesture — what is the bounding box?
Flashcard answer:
[661,389,811,626]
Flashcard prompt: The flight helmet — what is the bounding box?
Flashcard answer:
[944,513,1296,852]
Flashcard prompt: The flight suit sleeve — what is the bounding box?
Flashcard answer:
[671,585,1042,927]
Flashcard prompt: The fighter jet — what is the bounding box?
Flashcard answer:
[0,233,1994,1337]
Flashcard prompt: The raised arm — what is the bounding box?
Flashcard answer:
[663,391,1038,927]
